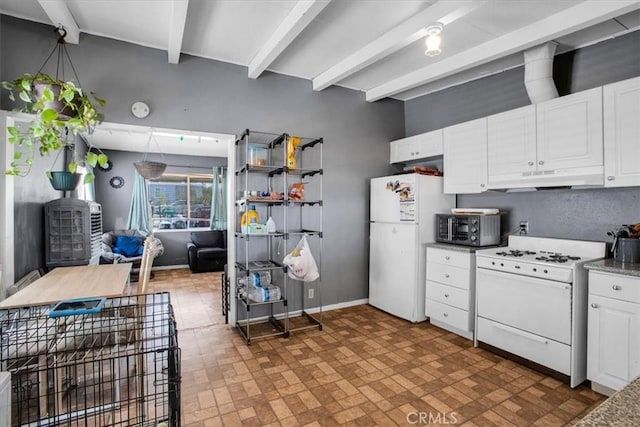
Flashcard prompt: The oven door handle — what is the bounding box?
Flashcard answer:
[491,322,549,345]
[447,217,453,241]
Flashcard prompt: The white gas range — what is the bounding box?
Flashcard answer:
[475,235,606,388]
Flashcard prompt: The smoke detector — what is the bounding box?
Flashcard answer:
[131,101,150,118]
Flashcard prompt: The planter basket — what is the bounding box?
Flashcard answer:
[49,172,81,191]
[134,161,167,180]
[33,83,76,119]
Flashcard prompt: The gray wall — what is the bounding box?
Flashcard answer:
[12,134,65,279]
[11,124,84,279]
[1,16,404,305]
[405,30,640,136]
[405,30,640,242]
[96,149,226,266]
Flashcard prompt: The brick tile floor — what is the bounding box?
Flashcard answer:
[149,269,605,426]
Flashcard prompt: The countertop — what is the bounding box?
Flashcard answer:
[584,259,640,278]
[426,242,480,253]
[575,377,640,426]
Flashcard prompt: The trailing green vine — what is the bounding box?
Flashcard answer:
[2,73,108,182]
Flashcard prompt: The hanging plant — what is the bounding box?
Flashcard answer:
[1,27,108,183]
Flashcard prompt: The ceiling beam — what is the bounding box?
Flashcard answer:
[168,0,190,64]
[248,0,332,79]
[312,0,483,91]
[37,0,80,44]
[366,0,640,102]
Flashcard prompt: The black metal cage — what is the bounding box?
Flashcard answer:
[0,292,180,426]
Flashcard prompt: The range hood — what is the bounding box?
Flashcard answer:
[487,165,604,190]
[484,44,604,191]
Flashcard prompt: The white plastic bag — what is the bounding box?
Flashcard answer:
[283,235,319,282]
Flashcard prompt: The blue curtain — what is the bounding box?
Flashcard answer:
[127,170,151,235]
[210,167,227,230]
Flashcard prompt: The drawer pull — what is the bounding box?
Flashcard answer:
[612,285,622,291]
[443,313,448,317]
[591,303,599,309]
[445,274,450,278]
[445,256,450,260]
[444,293,449,298]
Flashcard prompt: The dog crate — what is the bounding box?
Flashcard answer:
[0,292,181,426]
[45,199,103,268]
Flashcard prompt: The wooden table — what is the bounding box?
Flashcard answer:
[0,263,132,309]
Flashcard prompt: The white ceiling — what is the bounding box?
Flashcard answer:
[2,0,639,103]
[4,1,638,157]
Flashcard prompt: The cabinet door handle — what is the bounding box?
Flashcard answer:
[612,285,622,291]
[538,160,545,165]
[480,183,486,188]
[591,303,599,309]
[444,293,449,298]
[443,312,448,317]
[415,152,420,155]
[607,176,615,181]
[445,274,450,278]
[528,161,534,166]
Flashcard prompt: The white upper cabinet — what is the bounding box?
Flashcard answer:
[486,87,604,189]
[603,77,640,187]
[487,105,537,187]
[536,87,603,171]
[390,130,443,164]
[443,118,487,194]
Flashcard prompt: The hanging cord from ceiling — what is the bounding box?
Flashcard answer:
[34,26,83,86]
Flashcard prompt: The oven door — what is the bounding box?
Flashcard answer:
[436,215,471,244]
[476,268,572,344]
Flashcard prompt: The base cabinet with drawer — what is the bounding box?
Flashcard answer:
[587,270,640,393]
[425,247,475,339]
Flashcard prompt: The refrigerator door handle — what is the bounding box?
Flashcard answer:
[447,217,453,241]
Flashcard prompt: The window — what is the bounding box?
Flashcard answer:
[149,173,213,231]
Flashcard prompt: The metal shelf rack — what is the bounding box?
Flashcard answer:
[234,129,323,344]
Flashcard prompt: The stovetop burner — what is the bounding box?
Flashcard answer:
[495,250,537,257]
[535,253,581,263]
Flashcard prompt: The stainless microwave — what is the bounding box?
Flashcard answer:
[435,214,501,247]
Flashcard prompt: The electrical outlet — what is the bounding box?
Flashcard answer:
[519,221,529,235]
[308,289,315,299]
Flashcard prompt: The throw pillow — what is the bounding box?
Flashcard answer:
[113,235,144,257]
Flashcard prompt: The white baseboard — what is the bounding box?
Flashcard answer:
[234,298,369,325]
[151,264,189,271]
[320,298,368,313]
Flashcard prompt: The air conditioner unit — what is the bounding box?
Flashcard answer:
[44,199,103,268]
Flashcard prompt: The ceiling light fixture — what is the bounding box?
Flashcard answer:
[425,23,444,57]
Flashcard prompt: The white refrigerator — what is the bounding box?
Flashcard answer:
[369,174,455,322]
